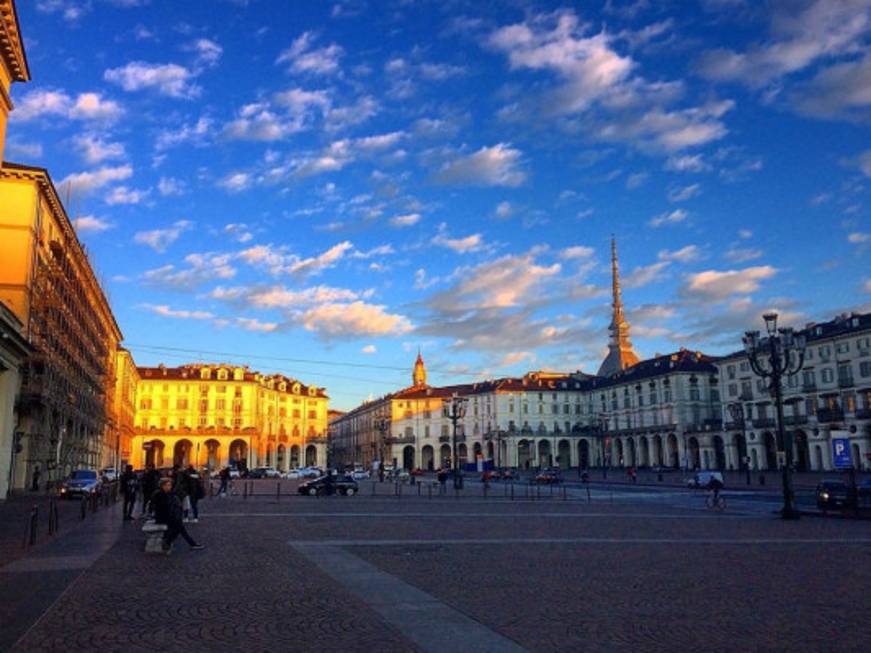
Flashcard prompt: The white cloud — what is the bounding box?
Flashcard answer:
[625,172,648,189]
[211,284,366,308]
[622,261,671,288]
[142,304,214,320]
[218,172,253,192]
[36,0,90,21]
[361,344,377,354]
[276,31,344,75]
[858,150,871,177]
[73,133,126,164]
[697,0,871,88]
[738,229,753,239]
[6,142,43,158]
[495,201,514,218]
[560,245,595,259]
[299,301,412,337]
[435,143,526,187]
[105,185,148,205]
[143,252,235,290]
[427,253,561,311]
[648,208,688,227]
[73,215,112,233]
[12,90,122,123]
[665,154,709,173]
[389,213,421,228]
[59,165,133,194]
[235,317,278,332]
[104,61,200,98]
[486,11,732,153]
[848,232,870,243]
[134,220,193,253]
[224,223,253,243]
[499,351,536,367]
[793,54,871,121]
[237,241,354,278]
[682,266,778,300]
[658,245,701,263]
[191,38,223,68]
[157,176,186,196]
[865,279,871,294]
[667,183,701,202]
[156,117,212,149]
[724,247,763,263]
[431,223,485,253]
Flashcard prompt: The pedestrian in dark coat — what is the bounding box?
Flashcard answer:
[151,478,204,553]
[120,464,138,521]
[141,464,160,517]
[186,465,203,522]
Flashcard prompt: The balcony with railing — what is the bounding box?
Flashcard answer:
[854,408,871,419]
[837,377,854,389]
[816,407,845,423]
[783,414,809,426]
[386,435,415,445]
[752,417,776,429]
[802,382,817,393]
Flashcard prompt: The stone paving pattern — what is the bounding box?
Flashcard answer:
[2,479,870,652]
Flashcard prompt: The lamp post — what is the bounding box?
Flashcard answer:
[442,393,468,489]
[728,403,751,486]
[743,311,807,520]
[374,412,390,480]
[599,418,609,479]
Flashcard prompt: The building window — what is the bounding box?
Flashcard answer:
[727,365,736,380]
[803,371,815,387]
[819,345,831,359]
[860,361,871,378]
[838,364,853,383]
[821,368,834,383]
[424,426,430,437]
[177,398,189,410]
[728,383,738,397]
[199,399,209,412]
[308,410,317,419]
[836,342,850,354]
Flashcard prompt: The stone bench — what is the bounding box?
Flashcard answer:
[142,520,168,554]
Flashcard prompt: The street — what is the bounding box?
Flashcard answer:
[2,479,870,652]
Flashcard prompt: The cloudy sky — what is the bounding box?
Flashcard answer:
[9,0,871,409]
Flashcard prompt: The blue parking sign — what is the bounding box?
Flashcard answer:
[832,439,853,469]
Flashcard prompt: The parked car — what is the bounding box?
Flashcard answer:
[535,468,562,484]
[686,471,724,489]
[351,469,370,480]
[299,467,322,479]
[284,469,302,479]
[816,480,851,510]
[99,467,117,482]
[248,467,281,479]
[393,469,410,481]
[228,468,241,479]
[59,469,102,499]
[298,475,359,496]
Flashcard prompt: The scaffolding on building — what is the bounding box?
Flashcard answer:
[17,236,115,486]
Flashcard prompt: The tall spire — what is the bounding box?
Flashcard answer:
[412,348,427,387]
[597,237,640,377]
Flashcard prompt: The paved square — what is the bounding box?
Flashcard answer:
[2,481,870,652]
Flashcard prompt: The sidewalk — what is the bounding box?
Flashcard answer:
[0,498,124,651]
[0,490,120,569]
[557,468,871,490]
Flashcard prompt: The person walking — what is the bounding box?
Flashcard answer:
[174,465,192,522]
[218,467,230,497]
[140,464,160,517]
[186,465,203,522]
[151,478,204,554]
[31,465,41,492]
[120,464,139,521]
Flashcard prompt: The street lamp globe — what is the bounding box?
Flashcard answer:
[763,311,778,335]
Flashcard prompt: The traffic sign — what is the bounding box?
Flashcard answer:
[832,438,853,469]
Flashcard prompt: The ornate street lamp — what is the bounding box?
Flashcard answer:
[727,403,751,486]
[373,412,390,480]
[442,393,468,489]
[743,311,807,520]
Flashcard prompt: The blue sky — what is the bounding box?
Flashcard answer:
[9,0,871,409]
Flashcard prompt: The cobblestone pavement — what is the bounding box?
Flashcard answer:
[2,480,870,652]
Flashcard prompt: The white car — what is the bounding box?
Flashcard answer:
[284,469,301,479]
[100,467,117,482]
[686,471,724,489]
[298,467,321,479]
[351,469,370,480]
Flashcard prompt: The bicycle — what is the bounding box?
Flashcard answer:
[705,492,726,511]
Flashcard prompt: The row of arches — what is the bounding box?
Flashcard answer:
[143,438,319,470]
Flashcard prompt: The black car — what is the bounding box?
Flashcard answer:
[816,480,851,510]
[298,475,359,497]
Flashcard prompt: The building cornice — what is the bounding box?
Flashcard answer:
[0,162,123,341]
[0,0,30,83]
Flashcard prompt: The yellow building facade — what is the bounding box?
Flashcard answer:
[129,363,328,472]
